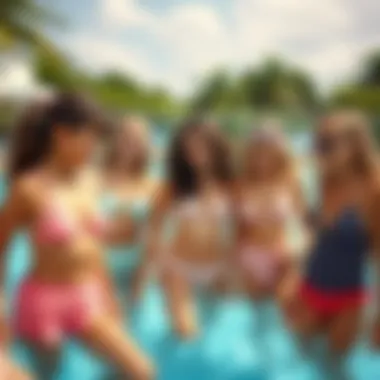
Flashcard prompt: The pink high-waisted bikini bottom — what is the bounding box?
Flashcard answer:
[239,246,285,286]
[15,277,106,345]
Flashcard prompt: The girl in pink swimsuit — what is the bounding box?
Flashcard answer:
[234,125,305,299]
[0,93,154,379]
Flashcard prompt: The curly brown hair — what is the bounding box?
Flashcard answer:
[8,92,104,179]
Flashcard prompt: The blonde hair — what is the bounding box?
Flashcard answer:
[105,114,150,174]
[242,124,296,184]
[317,109,379,185]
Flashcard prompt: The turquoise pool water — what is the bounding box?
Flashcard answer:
[6,225,380,380]
[2,132,380,379]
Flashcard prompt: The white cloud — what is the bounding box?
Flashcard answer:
[101,0,153,28]
[67,36,157,84]
[64,0,380,95]
[155,4,227,72]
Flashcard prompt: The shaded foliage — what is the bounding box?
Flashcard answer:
[190,58,319,116]
[331,49,380,116]
[358,51,380,87]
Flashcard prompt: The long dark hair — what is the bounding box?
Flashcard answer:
[168,119,233,199]
[8,92,104,179]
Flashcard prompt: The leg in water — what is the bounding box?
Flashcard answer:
[325,307,361,380]
[21,340,62,380]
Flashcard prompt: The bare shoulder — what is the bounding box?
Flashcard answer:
[10,171,45,204]
[146,177,161,194]
[155,181,171,196]
[152,181,173,207]
[80,166,104,196]
[4,171,46,221]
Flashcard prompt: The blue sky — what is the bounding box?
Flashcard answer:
[2,0,380,97]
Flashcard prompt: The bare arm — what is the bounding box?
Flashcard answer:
[0,180,31,290]
[0,179,31,343]
[225,183,244,293]
[276,176,310,301]
[369,186,380,307]
[144,186,198,339]
[95,169,136,246]
[130,183,172,302]
[290,174,313,264]
[366,182,380,347]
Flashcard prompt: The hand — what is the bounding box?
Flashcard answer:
[176,316,199,341]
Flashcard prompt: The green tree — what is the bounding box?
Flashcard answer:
[190,58,318,115]
[241,58,317,110]
[0,0,60,51]
[34,47,81,90]
[189,69,237,113]
[330,50,380,115]
[0,0,71,93]
[358,51,380,87]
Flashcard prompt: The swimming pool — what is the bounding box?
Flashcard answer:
[2,132,380,379]
[5,221,380,380]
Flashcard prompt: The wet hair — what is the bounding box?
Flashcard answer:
[168,118,233,199]
[243,125,295,184]
[8,92,105,179]
[316,109,379,185]
[105,115,150,175]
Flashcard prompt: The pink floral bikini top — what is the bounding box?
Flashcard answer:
[32,199,108,246]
